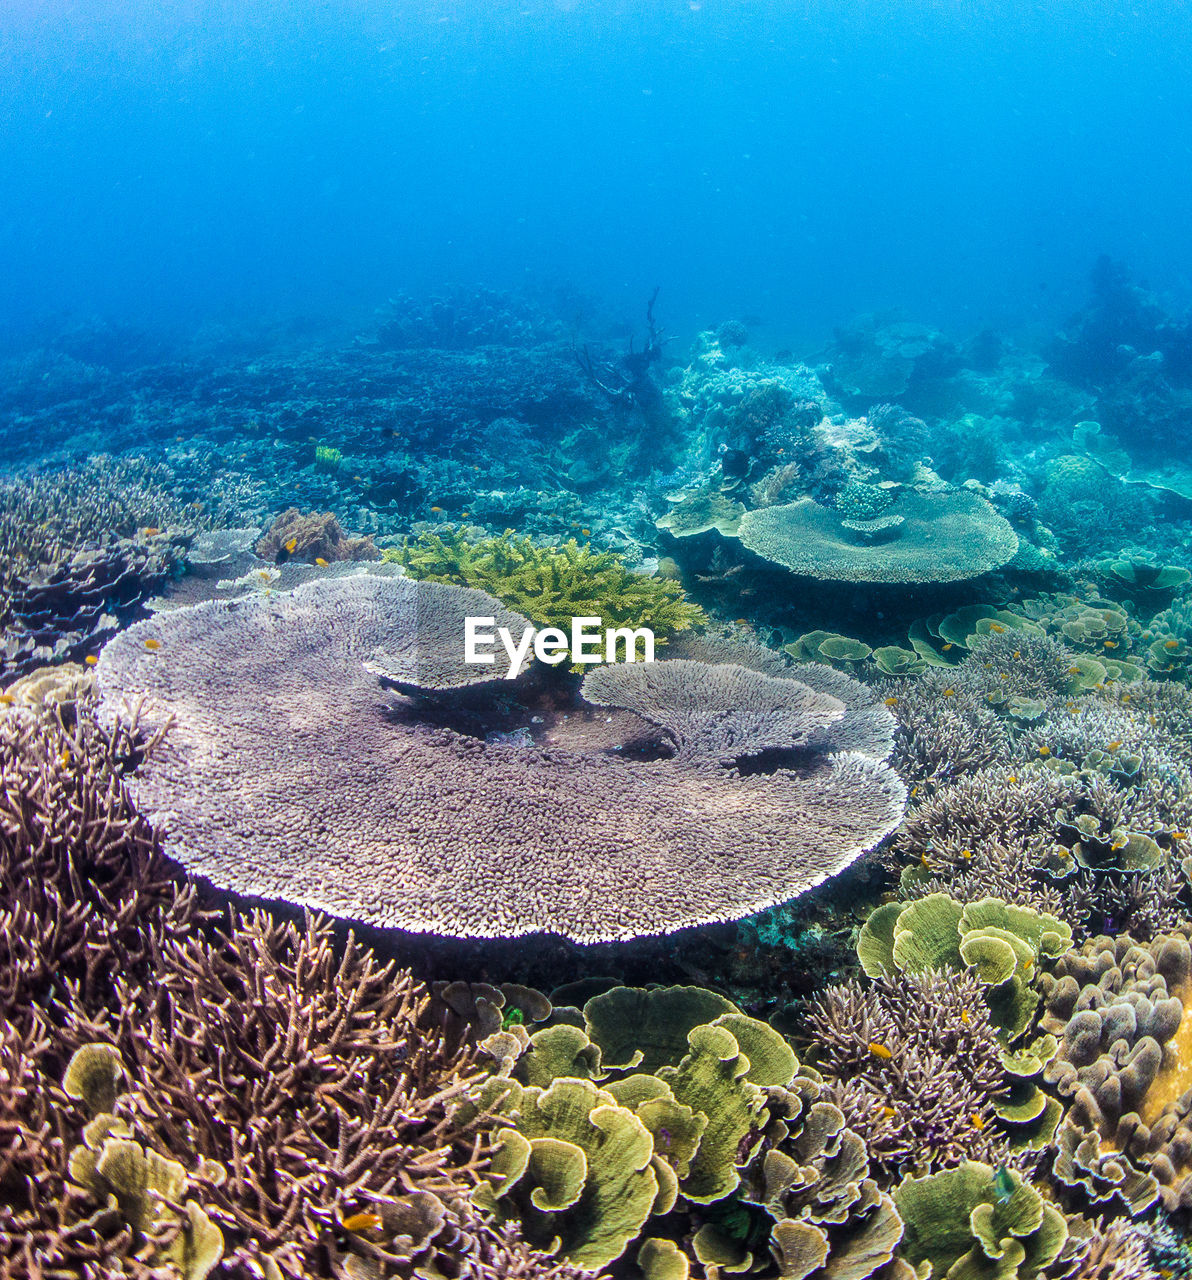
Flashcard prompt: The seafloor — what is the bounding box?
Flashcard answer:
[5,263,1192,1279]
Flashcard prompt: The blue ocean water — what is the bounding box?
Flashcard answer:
[3,0,1191,345]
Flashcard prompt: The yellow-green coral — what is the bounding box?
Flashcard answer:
[383,529,705,645]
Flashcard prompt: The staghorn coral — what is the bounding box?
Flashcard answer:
[802,972,1021,1176]
[385,527,705,642]
[94,575,905,942]
[736,489,1017,584]
[255,507,380,563]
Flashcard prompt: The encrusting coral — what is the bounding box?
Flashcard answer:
[92,574,905,941]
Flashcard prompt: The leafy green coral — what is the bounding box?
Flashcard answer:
[893,1161,1066,1280]
[470,984,882,1274]
[384,529,705,644]
[858,895,1071,1043]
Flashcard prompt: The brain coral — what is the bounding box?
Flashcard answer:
[94,576,905,942]
[735,490,1018,584]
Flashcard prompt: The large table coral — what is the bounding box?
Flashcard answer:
[93,575,905,942]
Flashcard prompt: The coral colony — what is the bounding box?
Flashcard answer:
[8,269,1192,1279]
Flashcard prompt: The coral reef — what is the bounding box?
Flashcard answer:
[255,506,380,563]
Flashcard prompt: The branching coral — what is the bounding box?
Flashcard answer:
[802,972,1019,1175]
[384,528,706,641]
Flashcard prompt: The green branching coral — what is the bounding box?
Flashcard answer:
[383,529,705,645]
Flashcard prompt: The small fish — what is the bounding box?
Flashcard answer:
[58,749,70,767]
[0,694,12,705]
[315,557,329,567]
[943,688,955,697]
[734,618,749,625]
[1012,650,1021,659]
[1121,693,1132,703]
[340,1212,383,1234]
[1104,640,1118,649]
[909,785,919,798]
[1007,775,1017,783]
[920,853,933,869]
[85,655,98,666]
[1037,745,1050,757]
[581,527,591,536]
[942,643,954,651]
[1068,665,1081,675]
[991,1164,1015,1205]
[1107,739,1122,750]
[141,526,161,536]
[868,1041,893,1060]
[1171,831,1188,841]
[144,638,161,651]
[970,1112,986,1130]
[1166,639,1180,650]
[460,511,470,517]
[884,696,898,707]
[961,849,972,859]
[960,1010,971,1025]
[430,506,444,514]
[989,623,1005,634]
[284,537,298,554]
[876,1105,896,1120]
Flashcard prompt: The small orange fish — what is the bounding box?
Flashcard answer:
[581,527,591,536]
[285,537,298,554]
[315,557,329,567]
[141,526,160,536]
[1172,831,1188,841]
[1068,665,1081,675]
[341,1212,383,1234]
[868,1041,893,1060]
[460,512,470,517]
[960,1010,971,1025]
[884,696,898,707]
[876,1105,896,1120]
[0,694,12,705]
[920,853,933,869]
[734,618,749,625]
[1007,775,1017,783]
[58,749,70,767]
[943,688,955,697]
[961,849,972,859]
[942,643,954,651]
[1013,651,1021,659]
[970,1112,985,1130]
[989,623,1005,634]
[430,506,444,514]
[85,655,98,666]
[1037,745,1050,757]
[144,638,161,651]
[1104,641,1118,649]
[1166,639,1180,650]
[909,785,919,798]
[1107,740,1122,751]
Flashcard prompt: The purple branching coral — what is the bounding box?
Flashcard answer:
[801,971,1017,1177]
